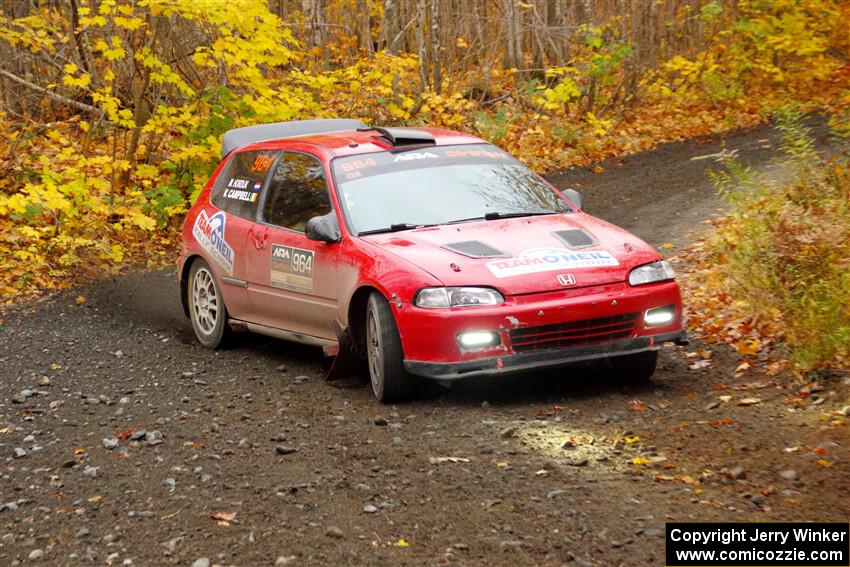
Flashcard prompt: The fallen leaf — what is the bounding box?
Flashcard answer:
[429,456,471,464]
[631,457,650,465]
[661,243,674,249]
[625,435,640,444]
[812,447,828,455]
[116,428,134,440]
[593,165,605,173]
[718,395,732,403]
[688,359,712,370]
[74,295,86,305]
[87,495,102,503]
[628,400,646,412]
[736,340,760,356]
[816,459,833,468]
[210,511,237,526]
[680,475,700,486]
[732,379,771,390]
[394,538,410,548]
[737,397,762,406]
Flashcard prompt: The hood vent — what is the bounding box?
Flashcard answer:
[552,229,597,249]
[442,240,508,258]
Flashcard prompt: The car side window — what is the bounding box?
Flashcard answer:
[263,152,331,232]
[210,150,279,220]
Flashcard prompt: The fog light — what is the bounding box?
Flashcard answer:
[458,331,500,349]
[645,306,675,326]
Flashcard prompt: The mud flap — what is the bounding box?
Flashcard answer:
[324,333,365,381]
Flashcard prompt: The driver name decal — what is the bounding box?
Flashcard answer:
[487,248,619,278]
[270,244,314,292]
[192,210,235,274]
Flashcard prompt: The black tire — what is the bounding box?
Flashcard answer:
[187,258,233,349]
[609,350,658,384]
[366,292,416,402]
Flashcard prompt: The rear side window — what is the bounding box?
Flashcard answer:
[263,152,331,232]
[211,150,279,219]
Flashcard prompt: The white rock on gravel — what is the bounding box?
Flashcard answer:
[325,526,344,538]
[191,559,210,567]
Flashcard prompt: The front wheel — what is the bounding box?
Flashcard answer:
[609,350,658,384]
[366,292,416,402]
[188,258,233,349]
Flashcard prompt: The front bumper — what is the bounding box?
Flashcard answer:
[405,329,688,380]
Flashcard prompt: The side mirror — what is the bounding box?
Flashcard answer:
[305,211,341,243]
[563,188,583,211]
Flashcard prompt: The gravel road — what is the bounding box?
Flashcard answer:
[1,119,847,567]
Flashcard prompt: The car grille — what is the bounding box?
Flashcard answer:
[509,312,639,353]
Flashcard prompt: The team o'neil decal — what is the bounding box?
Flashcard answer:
[192,210,235,274]
[486,247,619,278]
[270,244,314,292]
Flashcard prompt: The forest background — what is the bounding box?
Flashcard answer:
[1,0,848,371]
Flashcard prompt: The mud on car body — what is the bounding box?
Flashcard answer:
[178,119,687,402]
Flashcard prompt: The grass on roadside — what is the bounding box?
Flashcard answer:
[683,111,850,374]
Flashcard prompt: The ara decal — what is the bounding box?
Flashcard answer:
[270,244,314,292]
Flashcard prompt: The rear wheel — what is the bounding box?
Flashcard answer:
[366,292,416,402]
[609,350,658,384]
[188,258,233,349]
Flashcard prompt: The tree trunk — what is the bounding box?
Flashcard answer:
[416,0,428,91]
[429,0,441,93]
[383,0,398,53]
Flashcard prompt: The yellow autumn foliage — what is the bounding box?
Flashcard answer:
[0,0,848,300]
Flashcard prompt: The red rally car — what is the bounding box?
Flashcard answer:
[178,119,687,402]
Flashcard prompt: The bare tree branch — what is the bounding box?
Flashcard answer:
[0,68,103,116]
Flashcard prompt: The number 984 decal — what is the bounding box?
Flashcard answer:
[270,244,314,292]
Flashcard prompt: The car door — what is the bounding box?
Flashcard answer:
[202,149,280,320]
[243,151,340,340]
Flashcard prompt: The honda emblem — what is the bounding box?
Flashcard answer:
[557,274,576,286]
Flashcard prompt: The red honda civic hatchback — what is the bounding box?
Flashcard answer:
[178,119,686,402]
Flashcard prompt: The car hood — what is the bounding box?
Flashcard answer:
[360,213,662,295]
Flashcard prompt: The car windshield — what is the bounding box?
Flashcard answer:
[332,144,572,235]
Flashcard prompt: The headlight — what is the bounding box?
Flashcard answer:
[415,287,504,308]
[629,261,675,286]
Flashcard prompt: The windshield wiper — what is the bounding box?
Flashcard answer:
[358,223,435,236]
[447,211,558,224]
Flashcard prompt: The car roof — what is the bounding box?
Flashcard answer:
[234,127,486,159]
